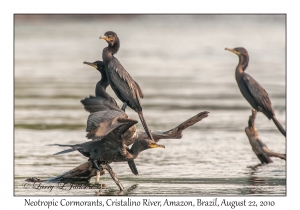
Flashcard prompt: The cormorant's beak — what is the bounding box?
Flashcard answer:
[83,61,97,69]
[100,36,110,41]
[149,143,165,149]
[225,48,240,55]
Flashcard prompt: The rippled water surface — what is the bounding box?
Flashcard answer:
[14,15,286,196]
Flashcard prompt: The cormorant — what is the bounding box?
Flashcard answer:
[50,118,164,190]
[82,60,129,139]
[42,111,209,191]
[225,47,286,137]
[82,61,119,112]
[82,60,140,174]
[99,31,154,141]
[245,109,286,163]
[51,136,165,177]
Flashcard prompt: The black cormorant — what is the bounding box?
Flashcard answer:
[245,109,286,163]
[82,60,140,174]
[51,136,164,191]
[82,61,119,112]
[82,60,128,140]
[51,135,165,176]
[225,47,286,137]
[99,31,154,141]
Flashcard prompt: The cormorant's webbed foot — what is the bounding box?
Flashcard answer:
[121,102,127,111]
[91,159,103,171]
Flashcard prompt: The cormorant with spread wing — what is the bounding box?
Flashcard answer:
[81,60,143,174]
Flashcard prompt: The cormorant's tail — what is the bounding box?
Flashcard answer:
[47,144,77,155]
[138,112,154,141]
[127,160,139,175]
[271,116,286,137]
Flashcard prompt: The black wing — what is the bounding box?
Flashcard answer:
[243,73,274,118]
[134,80,144,98]
[85,110,128,140]
[107,58,142,111]
[51,143,92,157]
[81,96,119,113]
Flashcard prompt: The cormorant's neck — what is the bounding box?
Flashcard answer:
[102,41,120,63]
[109,41,120,55]
[129,142,146,159]
[235,54,249,79]
[238,54,249,71]
[95,78,110,99]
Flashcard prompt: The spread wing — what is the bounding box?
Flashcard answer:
[107,58,143,110]
[99,117,138,159]
[51,142,92,157]
[81,96,119,113]
[243,73,274,118]
[115,117,138,136]
[86,110,128,140]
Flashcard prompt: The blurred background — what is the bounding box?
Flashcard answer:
[14,14,286,195]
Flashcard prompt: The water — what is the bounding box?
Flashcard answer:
[14,15,286,196]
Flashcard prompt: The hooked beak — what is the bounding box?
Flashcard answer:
[225,48,240,55]
[99,36,110,41]
[150,143,165,149]
[83,61,97,69]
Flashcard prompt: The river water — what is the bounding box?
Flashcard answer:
[14,15,286,196]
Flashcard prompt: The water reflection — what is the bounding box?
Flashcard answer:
[95,184,139,196]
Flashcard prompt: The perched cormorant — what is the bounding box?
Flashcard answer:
[225,47,286,137]
[82,61,119,112]
[245,109,286,163]
[82,60,140,175]
[99,31,154,141]
[82,60,128,139]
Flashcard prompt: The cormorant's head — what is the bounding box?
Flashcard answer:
[83,61,105,73]
[225,47,249,70]
[148,142,165,149]
[99,31,119,47]
[225,47,248,57]
[225,47,248,56]
[132,139,165,153]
